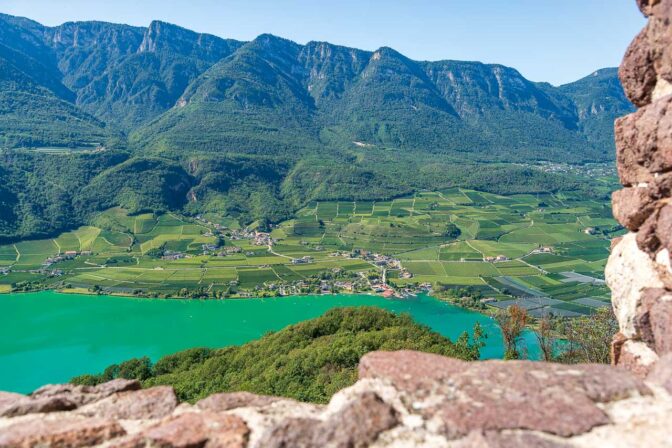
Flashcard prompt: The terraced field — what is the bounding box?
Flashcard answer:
[0,190,620,315]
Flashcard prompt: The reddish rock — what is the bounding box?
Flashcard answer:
[612,187,657,230]
[0,394,77,418]
[633,202,672,256]
[256,417,321,448]
[0,414,125,448]
[28,379,140,408]
[611,332,628,365]
[636,209,662,254]
[359,350,468,390]
[615,115,652,186]
[637,0,660,16]
[647,353,672,393]
[0,392,27,417]
[196,391,282,411]
[649,294,672,354]
[649,11,672,83]
[112,411,249,448]
[650,171,672,197]
[615,96,672,186]
[653,203,672,255]
[76,386,177,420]
[359,351,650,438]
[92,379,142,397]
[620,27,657,106]
[634,288,664,346]
[318,391,398,447]
[616,340,659,378]
[258,392,397,448]
[482,430,573,448]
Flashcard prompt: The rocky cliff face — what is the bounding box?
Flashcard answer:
[1,1,672,446]
[607,0,672,382]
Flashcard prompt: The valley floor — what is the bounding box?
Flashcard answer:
[0,188,618,317]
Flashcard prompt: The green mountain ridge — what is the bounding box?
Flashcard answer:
[0,13,631,241]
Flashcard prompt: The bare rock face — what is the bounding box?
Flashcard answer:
[609,0,672,381]
[620,28,657,106]
[75,386,178,420]
[110,411,250,448]
[0,414,126,448]
[359,351,649,439]
[647,353,672,393]
[256,392,398,448]
[606,233,665,338]
[196,392,283,412]
[615,94,672,186]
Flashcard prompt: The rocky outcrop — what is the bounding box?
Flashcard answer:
[608,0,672,381]
[1,352,671,447]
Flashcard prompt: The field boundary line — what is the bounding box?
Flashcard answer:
[464,240,484,257]
[74,230,84,252]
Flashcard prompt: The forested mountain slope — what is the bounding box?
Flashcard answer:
[0,13,632,240]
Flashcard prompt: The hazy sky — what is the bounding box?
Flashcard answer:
[1,0,646,85]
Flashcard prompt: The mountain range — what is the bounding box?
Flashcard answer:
[0,13,632,240]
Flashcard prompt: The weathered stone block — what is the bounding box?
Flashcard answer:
[637,0,661,17]
[0,395,77,418]
[620,27,657,106]
[0,414,125,448]
[615,95,672,186]
[256,392,398,448]
[616,340,660,378]
[606,233,665,337]
[29,379,141,408]
[647,353,672,393]
[612,186,657,230]
[111,411,249,448]
[75,386,177,420]
[196,391,283,412]
[359,351,650,439]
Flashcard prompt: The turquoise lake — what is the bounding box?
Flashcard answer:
[0,291,539,393]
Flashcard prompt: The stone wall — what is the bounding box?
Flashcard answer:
[607,0,672,380]
[1,1,672,447]
[1,352,671,447]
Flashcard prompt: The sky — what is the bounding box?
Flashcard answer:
[1,0,646,85]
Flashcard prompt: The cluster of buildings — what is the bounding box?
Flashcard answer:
[162,250,187,261]
[43,250,89,268]
[201,243,220,254]
[228,228,257,241]
[252,232,274,246]
[219,246,242,255]
[193,215,224,231]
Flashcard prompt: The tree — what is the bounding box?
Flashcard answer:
[556,307,617,364]
[535,314,557,362]
[494,305,528,359]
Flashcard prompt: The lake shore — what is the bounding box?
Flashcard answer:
[0,290,539,393]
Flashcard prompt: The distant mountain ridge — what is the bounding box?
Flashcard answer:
[0,13,631,241]
[0,13,632,161]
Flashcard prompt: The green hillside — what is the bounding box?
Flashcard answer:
[71,307,484,403]
[0,13,632,240]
